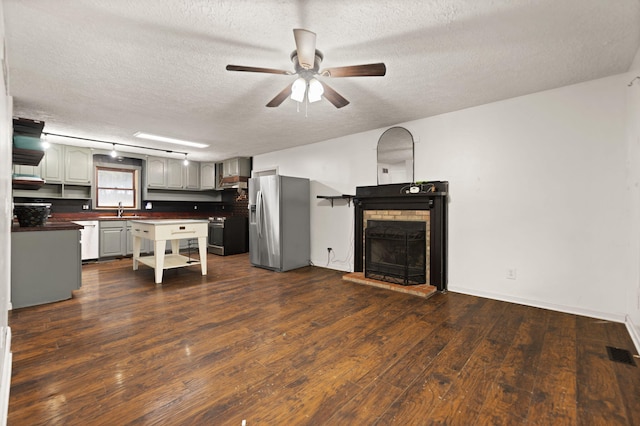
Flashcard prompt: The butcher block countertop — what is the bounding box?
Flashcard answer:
[12,213,215,232]
[11,222,83,232]
[48,212,213,222]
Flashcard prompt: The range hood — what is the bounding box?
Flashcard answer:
[219,175,248,189]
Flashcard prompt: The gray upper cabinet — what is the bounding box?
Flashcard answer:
[147,157,167,188]
[166,159,184,189]
[39,143,92,185]
[41,143,64,183]
[222,157,251,178]
[184,161,200,190]
[64,146,93,185]
[13,143,92,199]
[146,156,200,190]
[200,162,216,189]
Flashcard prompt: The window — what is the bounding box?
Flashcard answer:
[95,167,138,209]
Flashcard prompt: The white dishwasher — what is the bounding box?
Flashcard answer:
[73,220,99,261]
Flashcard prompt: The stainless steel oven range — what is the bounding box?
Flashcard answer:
[207,216,248,256]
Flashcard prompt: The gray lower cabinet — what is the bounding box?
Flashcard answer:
[100,220,154,257]
[11,228,81,309]
[99,220,196,258]
[99,220,126,257]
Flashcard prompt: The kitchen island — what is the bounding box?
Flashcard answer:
[130,219,208,284]
[11,222,83,308]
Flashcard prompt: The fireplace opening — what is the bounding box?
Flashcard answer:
[365,220,426,285]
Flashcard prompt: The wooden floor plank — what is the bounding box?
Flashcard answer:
[475,305,548,423]
[7,254,640,425]
[527,311,578,425]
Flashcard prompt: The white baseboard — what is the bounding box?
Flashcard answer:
[449,286,627,323]
[625,315,640,355]
[0,327,11,426]
[311,260,352,273]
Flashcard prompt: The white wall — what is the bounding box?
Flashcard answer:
[411,75,629,319]
[0,1,12,422]
[625,46,640,347]
[0,0,10,324]
[254,72,633,322]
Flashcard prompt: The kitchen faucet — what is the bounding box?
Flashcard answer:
[117,201,124,218]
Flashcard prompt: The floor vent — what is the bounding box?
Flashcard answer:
[606,346,637,366]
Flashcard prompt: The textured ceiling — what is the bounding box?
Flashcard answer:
[4,0,640,162]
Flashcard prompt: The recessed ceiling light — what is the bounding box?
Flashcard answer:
[134,132,209,148]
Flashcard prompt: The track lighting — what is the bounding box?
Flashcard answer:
[41,133,50,150]
[42,132,191,161]
[183,153,189,166]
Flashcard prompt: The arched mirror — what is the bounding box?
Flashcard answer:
[377,126,414,184]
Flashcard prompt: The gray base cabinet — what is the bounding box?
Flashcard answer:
[11,229,81,309]
[100,220,153,257]
[99,220,126,257]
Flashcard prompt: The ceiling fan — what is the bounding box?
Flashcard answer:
[226,29,386,109]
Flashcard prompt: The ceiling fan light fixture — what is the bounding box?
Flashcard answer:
[291,77,307,102]
[307,78,324,103]
[226,28,385,109]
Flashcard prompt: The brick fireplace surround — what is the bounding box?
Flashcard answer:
[352,181,448,292]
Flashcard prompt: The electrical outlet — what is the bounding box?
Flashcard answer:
[506,268,517,280]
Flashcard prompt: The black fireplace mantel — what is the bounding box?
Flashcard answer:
[353,181,448,292]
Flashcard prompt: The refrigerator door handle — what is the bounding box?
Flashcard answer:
[256,190,263,237]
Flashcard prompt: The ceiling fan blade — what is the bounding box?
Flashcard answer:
[321,63,386,77]
[266,82,294,107]
[226,65,291,75]
[320,81,349,109]
[293,29,316,70]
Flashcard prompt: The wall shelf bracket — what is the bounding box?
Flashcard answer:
[316,195,354,207]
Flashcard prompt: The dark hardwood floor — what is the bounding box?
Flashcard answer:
[8,253,640,425]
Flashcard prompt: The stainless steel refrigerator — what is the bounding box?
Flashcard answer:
[248,175,310,271]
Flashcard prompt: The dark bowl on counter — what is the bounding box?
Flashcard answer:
[13,203,51,227]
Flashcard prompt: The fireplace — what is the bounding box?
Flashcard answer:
[365,220,426,285]
[353,181,448,292]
